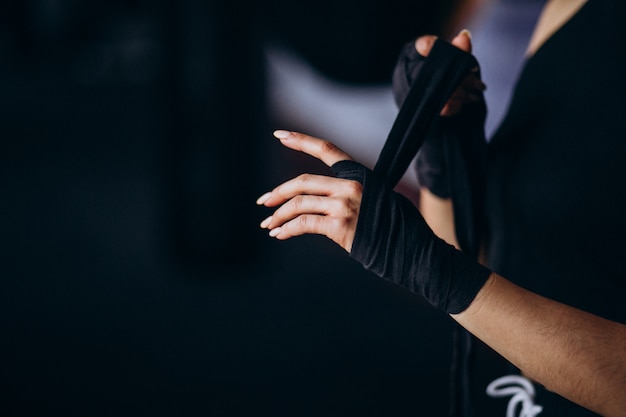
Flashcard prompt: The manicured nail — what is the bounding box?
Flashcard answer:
[459,29,472,40]
[273,130,291,140]
[269,227,281,237]
[256,192,272,205]
[260,216,272,228]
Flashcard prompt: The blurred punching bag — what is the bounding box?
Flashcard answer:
[165,0,266,265]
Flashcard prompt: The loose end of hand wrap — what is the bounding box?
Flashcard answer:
[375,39,479,188]
[390,37,488,260]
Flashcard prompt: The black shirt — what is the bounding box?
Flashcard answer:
[473,1,626,415]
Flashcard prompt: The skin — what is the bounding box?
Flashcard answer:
[258,128,626,416]
[257,9,626,415]
[256,31,479,253]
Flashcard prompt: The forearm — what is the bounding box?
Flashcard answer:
[394,183,626,415]
[453,273,626,417]
[262,134,626,415]
[419,187,459,249]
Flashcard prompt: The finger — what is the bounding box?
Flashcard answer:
[268,214,328,240]
[441,98,463,116]
[269,214,354,251]
[273,130,352,167]
[416,29,471,57]
[451,29,472,53]
[415,35,438,57]
[440,85,468,116]
[257,174,359,207]
[268,190,360,230]
[461,73,486,93]
[466,90,484,103]
[440,84,484,116]
[262,194,338,229]
[418,29,475,117]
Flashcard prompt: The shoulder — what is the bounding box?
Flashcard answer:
[525,0,588,58]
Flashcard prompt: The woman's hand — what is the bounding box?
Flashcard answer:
[415,30,485,116]
[256,130,362,252]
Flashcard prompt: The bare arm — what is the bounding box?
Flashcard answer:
[420,185,626,416]
[419,5,626,413]
[259,3,626,414]
[454,273,626,417]
[419,187,458,248]
[420,162,626,415]
[259,131,626,415]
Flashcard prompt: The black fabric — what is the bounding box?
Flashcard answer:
[331,160,491,314]
[374,39,478,190]
[385,2,626,415]
[390,39,488,260]
[390,41,488,415]
[469,1,626,416]
[391,40,426,109]
[386,40,489,415]
[392,41,451,198]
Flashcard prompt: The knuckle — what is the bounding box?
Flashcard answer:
[335,197,352,216]
[320,140,338,154]
[416,35,436,56]
[290,132,304,140]
[348,197,361,215]
[342,201,360,219]
[296,173,312,186]
[297,215,312,230]
[337,216,352,231]
[278,221,291,237]
[291,195,305,211]
[344,179,363,195]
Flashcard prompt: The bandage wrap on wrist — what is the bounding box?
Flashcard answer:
[332,160,491,314]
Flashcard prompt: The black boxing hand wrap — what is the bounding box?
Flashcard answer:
[391,39,487,196]
[332,160,491,314]
[392,40,426,109]
[390,39,488,258]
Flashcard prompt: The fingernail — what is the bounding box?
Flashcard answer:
[269,227,281,237]
[273,130,291,140]
[459,29,472,40]
[260,216,272,228]
[256,192,272,205]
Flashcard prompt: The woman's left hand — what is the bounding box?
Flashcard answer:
[256,130,362,252]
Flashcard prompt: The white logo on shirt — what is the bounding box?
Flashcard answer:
[486,375,543,417]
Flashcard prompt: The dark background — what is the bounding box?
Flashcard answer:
[1,1,463,415]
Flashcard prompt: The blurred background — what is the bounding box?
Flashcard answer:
[0,0,542,415]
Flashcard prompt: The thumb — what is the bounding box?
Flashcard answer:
[451,29,472,53]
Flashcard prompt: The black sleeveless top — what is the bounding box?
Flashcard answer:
[469,1,626,415]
